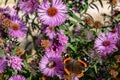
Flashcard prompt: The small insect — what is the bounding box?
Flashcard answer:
[62,53,88,79]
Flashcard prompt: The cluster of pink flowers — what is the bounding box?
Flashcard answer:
[0,3,28,80]
[0,0,68,79]
[0,0,120,79]
[8,56,23,71]
[0,7,27,38]
[0,55,24,79]
[38,28,68,78]
[37,0,68,78]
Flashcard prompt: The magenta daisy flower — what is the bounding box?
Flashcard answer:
[8,75,26,80]
[44,26,57,39]
[39,53,64,77]
[7,56,23,71]
[18,0,39,14]
[94,33,117,57]
[9,17,27,38]
[38,0,67,26]
[0,56,7,73]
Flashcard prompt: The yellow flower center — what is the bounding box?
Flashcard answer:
[2,19,12,27]
[41,40,50,49]
[103,41,110,46]
[47,7,57,17]
[12,23,20,31]
[94,21,102,28]
[109,0,117,5]
[47,61,56,68]
[49,26,55,31]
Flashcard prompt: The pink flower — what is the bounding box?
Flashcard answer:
[38,0,67,26]
[39,53,64,77]
[8,56,23,71]
[18,0,39,14]
[9,75,26,80]
[9,14,27,38]
[94,33,117,57]
[44,26,57,39]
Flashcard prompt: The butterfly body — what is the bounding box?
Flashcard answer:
[63,57,87,78]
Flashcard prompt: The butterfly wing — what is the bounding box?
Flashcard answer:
[73,60,87,77]
[72,60,85,74]
[64,58,73,75]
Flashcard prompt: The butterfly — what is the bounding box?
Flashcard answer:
[62,53,88,79]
